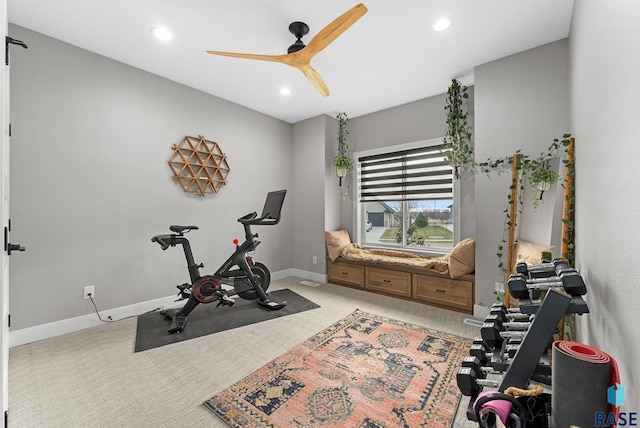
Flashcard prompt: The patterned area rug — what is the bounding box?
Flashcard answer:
[204,309,471,427]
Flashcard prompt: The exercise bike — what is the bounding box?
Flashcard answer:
[151,190,287,333]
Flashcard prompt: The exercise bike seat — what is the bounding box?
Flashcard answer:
[169,225,199,234]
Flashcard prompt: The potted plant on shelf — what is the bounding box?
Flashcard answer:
[333,112,353,188]
[442,79,473,178]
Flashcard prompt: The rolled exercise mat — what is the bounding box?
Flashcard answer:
[552,340,620,428]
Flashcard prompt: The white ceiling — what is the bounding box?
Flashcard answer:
[8,0,575,124]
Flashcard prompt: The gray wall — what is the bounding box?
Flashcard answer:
[474,39,569,306]
[343,91,476,241]
[290,115,329,276]
[570,0,640,409]
[9,25,293,330]
[324,116,342,231]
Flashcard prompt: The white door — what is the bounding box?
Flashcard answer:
[1,0,19,424]
[0,0,9,422]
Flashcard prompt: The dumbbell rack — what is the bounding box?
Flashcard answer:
[462,288,588,423]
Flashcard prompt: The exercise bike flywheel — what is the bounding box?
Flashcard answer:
[192,275,222,303]
[234,262,271,300]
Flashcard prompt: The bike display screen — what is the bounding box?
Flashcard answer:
[260,190,286,221]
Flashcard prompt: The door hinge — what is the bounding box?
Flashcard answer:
[7,314,9,328]
[4,409,7,428]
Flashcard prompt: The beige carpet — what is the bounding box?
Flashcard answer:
[9,277,480,427]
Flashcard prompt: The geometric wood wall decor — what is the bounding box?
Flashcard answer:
[168,135,231,197]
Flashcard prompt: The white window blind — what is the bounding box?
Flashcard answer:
[358,145,452,202]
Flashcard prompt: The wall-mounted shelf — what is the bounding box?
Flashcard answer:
[168,135,230,197]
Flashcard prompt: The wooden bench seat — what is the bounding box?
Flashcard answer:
[327,256,474,314]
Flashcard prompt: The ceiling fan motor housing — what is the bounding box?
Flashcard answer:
[287,21,309,53]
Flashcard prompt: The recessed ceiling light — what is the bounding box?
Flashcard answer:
[151,27,173,41]
[280,87,291,96]
[433,17,453,32]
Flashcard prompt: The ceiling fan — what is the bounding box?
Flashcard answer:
[206,3,368,97]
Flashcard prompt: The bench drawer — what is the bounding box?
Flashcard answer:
[328,260,365,288]
[366,267,411,297]
[412,273,473,312]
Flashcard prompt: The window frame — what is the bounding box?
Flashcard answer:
[354,138,458,255]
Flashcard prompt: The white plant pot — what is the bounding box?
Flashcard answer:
[536,181,552,192]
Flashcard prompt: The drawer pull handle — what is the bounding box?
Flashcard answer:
[383,279,391,283]
[436,289,446,293]
[342,272,349,275]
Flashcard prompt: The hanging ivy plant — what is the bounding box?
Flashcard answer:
[333,113,352,168]
[560,136,575,268]
[442,79,473,178]
[491,135,572,278]
[438,78,574,301]
[333,112,353,197]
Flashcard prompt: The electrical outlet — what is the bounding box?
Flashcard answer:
[312,256,318,265]
[495,282,504,294]
[84,285,95,300]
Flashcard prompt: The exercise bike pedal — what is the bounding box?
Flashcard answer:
[175,283,192,301]
[214,289,235,308]
[216,297,235,309]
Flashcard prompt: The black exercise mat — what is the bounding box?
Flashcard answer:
[134,289,319,352]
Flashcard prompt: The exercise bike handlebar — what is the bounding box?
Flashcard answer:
[237,211,281,226]
[151,235,172,250]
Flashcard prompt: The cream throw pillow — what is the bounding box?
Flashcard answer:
[325,229,352,261]
[515,240,554,266]
[449,237,476,278]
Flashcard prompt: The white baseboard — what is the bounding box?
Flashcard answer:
[287,268,327,283]
[9,269,326,348]
[473,304,491,319]
[9,294,182,348]
[270,268,294,281]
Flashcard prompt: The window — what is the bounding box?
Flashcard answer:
[357,140,454,253]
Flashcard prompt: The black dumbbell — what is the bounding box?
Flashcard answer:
[509,269,586,298]
[488,309,532,323]
[469,337,492,365]
[456,366,501,396]
[481,318,530,348]
[490,302,517,311]
[489,302,529,318]
[516,258,569,277]
[508,270,587,300]
[464,354,518,374]
[462,355,493,376]
[471,335,521,364]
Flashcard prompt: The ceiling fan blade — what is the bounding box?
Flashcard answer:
[206,50,288,64]
[298,64,330,97]
[302,3,368,58]
[206,4,366,96]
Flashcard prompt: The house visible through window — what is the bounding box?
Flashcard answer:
[356,140,454,253]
